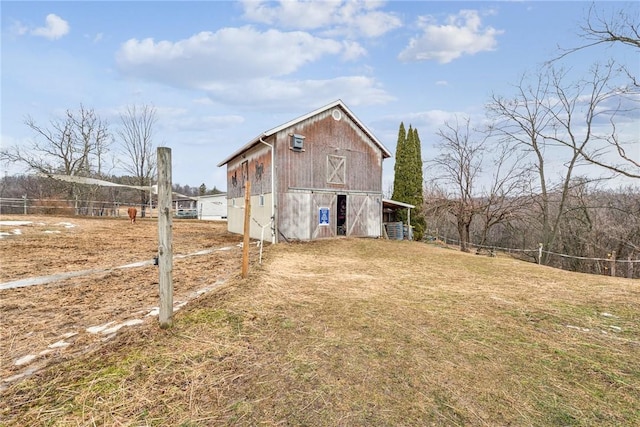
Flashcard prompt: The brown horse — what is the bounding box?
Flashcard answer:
[127,207,137,224]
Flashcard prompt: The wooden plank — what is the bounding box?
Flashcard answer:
[157,147,173,328]
[242,181,251,278]
[311,193,336,239]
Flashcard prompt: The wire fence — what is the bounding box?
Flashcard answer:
[0,197,200,217]
[434,235,639,279]
[2,197,638,278]
[0,197,143,217]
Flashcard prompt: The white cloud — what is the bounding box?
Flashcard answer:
[10,21,29,36]
[162,113,245,132]
[241,0,341,29]
[346,9,403,38]
[116,26,352,86]
[114,25,384,108]
[199,76,394,109]
[31,14,70,40]
[376,109,462,131]
[240,0,401,38]
[398,9,503,63]
[193,97,214,105]
[114,19,394,115]
[341,40,367,60]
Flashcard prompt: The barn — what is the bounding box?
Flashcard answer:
[197,193,227,220]
[217,100,411,243]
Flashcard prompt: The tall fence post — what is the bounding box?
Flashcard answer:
[628,256,634,279]
[242,181,252,279]
[538,243,543,265]
[610,251,616,277]
[157,147,173,328]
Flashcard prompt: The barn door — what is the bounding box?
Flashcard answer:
[311,193,337,239]
[347,195,381,237]
[337,194,347,236]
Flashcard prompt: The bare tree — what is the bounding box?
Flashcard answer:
[550,61,639,179]
[554,3,639,87]
[550,4,640,179]
[429,116,486,252]
[487,66,623,263]
[118,104,157,217]
[488,71,564,264]
[0,105,111,200]
[475,141,532,249]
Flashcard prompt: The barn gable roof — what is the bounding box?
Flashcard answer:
[217,99,391,167]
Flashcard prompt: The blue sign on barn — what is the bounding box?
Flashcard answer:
[319,207,330,226]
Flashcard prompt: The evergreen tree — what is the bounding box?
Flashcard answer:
[406,125,418,203]
[411,128,424,206]
[391,122,425,240]
[410,127,426,240]
[392,122,408,203]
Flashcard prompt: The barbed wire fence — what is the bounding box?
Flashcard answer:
[432,234,639,279]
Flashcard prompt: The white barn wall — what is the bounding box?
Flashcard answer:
[226,193,273,241]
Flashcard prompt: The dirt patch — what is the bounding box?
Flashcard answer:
[0,215,251,388]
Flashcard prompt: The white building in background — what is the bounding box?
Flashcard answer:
[197,193,227,221]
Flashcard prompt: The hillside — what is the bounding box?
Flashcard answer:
[2,236,639,426]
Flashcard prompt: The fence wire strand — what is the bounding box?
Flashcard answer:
[437,235,640,264]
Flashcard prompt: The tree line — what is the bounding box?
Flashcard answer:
[390,4,639,277]
[0,104,220,216]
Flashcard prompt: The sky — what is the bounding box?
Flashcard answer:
[1,0,638,194]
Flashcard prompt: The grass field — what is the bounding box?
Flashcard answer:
[1,219,639,426]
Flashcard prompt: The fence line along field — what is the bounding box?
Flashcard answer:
[0,215,249,390]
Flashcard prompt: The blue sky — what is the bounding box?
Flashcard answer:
[1,1,638,193]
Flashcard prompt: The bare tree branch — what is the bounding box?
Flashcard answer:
[117,104,158,216]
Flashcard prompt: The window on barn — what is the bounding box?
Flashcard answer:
[327,155,346,185]
[241,161,248,188]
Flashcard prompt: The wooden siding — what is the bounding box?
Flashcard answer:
[226,144,272,200]
[274,107,383,194]
[225,143,273,240]
[310,192,338,239]
[278,190,381,241]
[347,194,381,237]
[222,103,385,242]
[280,191,312,240]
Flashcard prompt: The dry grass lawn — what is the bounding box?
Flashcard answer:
[1,215,639,426]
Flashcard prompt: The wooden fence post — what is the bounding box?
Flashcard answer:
[538,243,543,265]
[610,251,616,277]
[242,181,251,278]
[157,147,173,328]
[628,256,633,279]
